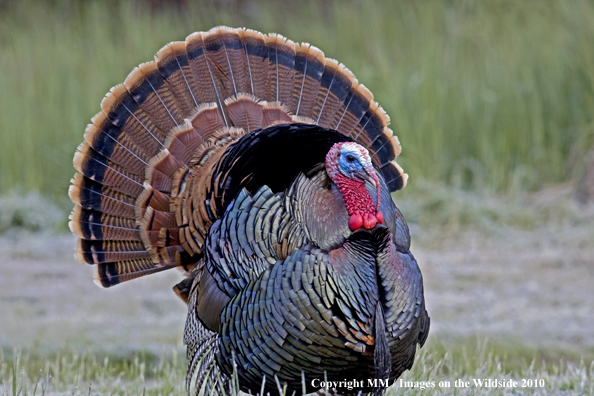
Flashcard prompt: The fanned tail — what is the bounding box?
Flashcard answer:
[70,26,406,289]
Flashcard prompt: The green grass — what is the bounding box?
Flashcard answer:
[397,180,593,236]
[0,347,184,396]
[1,0,594,207]
[1,339,592,396]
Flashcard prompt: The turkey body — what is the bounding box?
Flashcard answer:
[69,26,429,395]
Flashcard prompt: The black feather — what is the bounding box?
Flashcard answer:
[210,123,355,217]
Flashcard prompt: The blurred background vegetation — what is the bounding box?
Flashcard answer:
[1,0,594,230]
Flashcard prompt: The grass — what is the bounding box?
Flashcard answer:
[1,339,592,396]
[397,180,594,237]
[0,348,184,396]
[1,0,594,208]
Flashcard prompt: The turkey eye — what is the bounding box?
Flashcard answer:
[346,155,356,163]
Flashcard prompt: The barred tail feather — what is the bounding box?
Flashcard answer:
[266,33,296,104]
[85,113,149,176]
[74,143,144,198]
[69,174,136,219]
[290,43,325,118]
[101,84,167,154]
[94,260,170,288]
[239,29,268,99]
[123,62,184,132]
[69,207,140,241]
[155,41,199,115]
[75,239,149,264]
[185,32,229,127]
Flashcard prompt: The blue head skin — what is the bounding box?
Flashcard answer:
[325,142,383,230]
[337,143,378,187]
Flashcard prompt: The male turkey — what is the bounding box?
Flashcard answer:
[69,26,429,396]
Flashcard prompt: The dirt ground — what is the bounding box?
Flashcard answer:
[1,207,593,359]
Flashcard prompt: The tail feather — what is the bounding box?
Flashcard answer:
[158,245,186,266]
[266,33,296,104]
[101,84,166,155]
[381,161,407,192]
[186,32,229,127]
[239,29,268,99]
[85,114,149,176]
[95,259,170,288]
[69,207,140,241]
[165,135,195,166]
[203,27,247,98]
[290,43,325,118]
[75,239,149,264]
[225,93,264,132]
[181,223,205,255]
[69,174,136,219]
[314,60,355,129]
[262,102,292,128]
[147,149,185,183]
[188,103,225,142]
[352,102,387,143]
[333,83,373,136]
[146,168,173,193]
[155,41,199,115]
[370,133,399,167]
[143,207,177,230]
[137,184,171,213]
[74,143,144,198]
[168,121,205,155]
[123,62,184,132]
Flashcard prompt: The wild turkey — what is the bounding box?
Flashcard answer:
[69,26,429,396]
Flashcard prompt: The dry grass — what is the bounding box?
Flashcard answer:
[1,342,592,396]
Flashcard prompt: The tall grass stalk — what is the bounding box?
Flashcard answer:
[1,0,594,205]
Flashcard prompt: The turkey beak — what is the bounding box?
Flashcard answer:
[356,168,382,212]
[356,170,377,188]
[366,174,377,189]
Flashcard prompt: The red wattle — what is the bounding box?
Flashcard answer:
[363,213,377,229]
[349,214,363,231]
[327,157,383,231]
[376,211,384,224]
